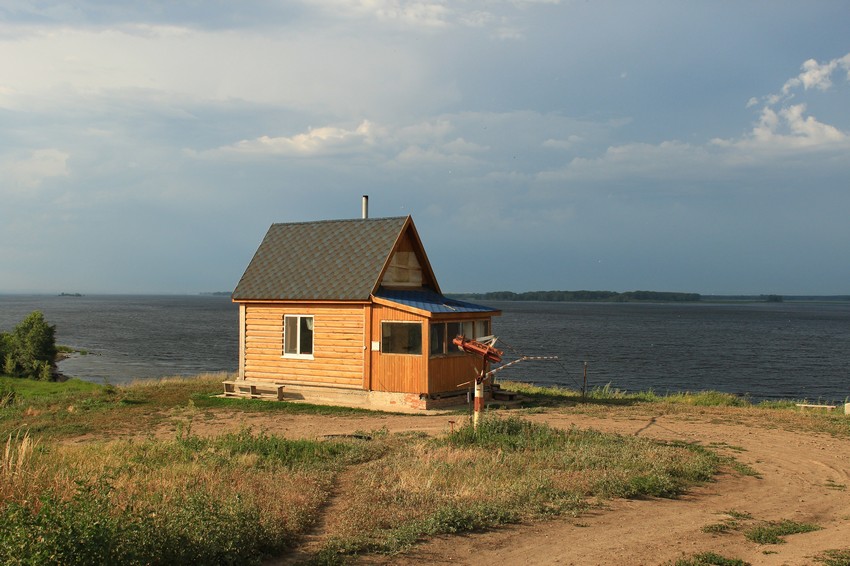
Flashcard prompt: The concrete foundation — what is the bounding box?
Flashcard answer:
[222,379,486,413]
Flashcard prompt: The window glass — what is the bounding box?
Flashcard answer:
[446,322,463,355]
[474,320,490,339]
[300,316,314,355]
[461,321,474,340]
[284,316,298,354]
[284,315,313,356]
[429,323,446,356]
[382,322,422,355]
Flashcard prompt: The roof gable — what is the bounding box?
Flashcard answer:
[376,219,441,294]
[232,216,440,301]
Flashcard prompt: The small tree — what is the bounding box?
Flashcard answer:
[0,333,10,373]
[4,311,57,379]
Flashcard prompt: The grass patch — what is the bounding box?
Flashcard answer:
[0,374,226,440]
[671,552,750,566]
[503,381,751,408]
[708,442,746,453]
[702,522,736,534]
[0,376,102,399]
[191,393,379,416]
[502,381,850,438]
[317,415,722,558]
[0,428,380,565]
[744,519,821,544]
[729,461,761,478]
[814,548,850,566]
[56,345,92,356]
[701,510,753,535]
[700,509,753,535]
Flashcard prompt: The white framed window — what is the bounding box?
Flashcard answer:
[283,315,314,358]
[381,321,422,355]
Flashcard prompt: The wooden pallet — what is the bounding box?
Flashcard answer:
[222,380,285,401]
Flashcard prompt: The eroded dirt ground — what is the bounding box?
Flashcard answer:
[166,406,850,565]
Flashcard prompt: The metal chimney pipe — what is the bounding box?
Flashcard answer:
[362,195,369,219]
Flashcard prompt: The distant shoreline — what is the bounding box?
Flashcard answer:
[447,290,850,303]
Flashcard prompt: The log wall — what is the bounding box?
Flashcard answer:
[243,303,366,389]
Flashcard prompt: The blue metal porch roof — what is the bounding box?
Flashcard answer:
[375,288,499,314]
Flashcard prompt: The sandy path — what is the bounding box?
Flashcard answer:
[179,408,850,565]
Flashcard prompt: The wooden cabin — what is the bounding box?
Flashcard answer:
[229,215,500,410]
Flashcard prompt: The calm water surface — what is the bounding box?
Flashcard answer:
[490,301,850,402]
[0,295,238,383]
[1,295,848,402]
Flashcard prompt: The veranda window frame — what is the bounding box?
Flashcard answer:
[381,321,423,355]
[429,319,490,357]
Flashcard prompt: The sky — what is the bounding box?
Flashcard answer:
[1,1,848,296]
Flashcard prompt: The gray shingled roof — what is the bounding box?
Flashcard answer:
[232,216,409,301]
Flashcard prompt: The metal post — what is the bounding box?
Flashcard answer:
[473,358,485,430]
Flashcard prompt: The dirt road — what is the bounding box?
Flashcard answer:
[184,406,850,565]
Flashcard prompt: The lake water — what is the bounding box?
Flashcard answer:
[1,295,848,403]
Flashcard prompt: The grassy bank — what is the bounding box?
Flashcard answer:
[2,375,847,564]
[501,380,848,408]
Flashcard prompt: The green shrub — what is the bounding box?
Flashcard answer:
[1,312,57,380]
[2,354,15,378]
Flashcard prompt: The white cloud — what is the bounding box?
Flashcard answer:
[0,149,70,192]
[749,52,850,109]
[306,0,535,37]
[542,135,582,150]
[210,120,380,157]
[716,53,850,155]
[713,103,846,152]
[781,53,850,95]
[309,0,453,28]
[202,117,493,165]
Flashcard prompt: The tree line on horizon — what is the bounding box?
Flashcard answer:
[448,290,703,303]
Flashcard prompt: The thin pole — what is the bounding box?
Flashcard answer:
[582,361,588,398]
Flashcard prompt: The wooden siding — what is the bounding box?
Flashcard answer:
[370,304,427,394]
[243,303,365,389]
[428,355,483,395]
